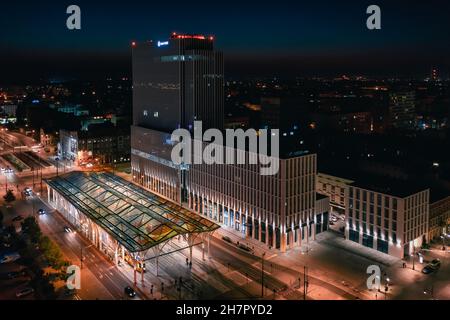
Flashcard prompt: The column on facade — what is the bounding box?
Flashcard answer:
[251,212,256,240]
[258,218,262,242]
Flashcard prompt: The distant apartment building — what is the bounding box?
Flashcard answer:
[336,112,374,134]
[316,172,353,215]
[80,114,122,131]
[428,195,450,240]
[346,180,429,258]
[389,91,416,129]
[59,124,130,164]
[0,104,18,117]
[50,103,89,116]
[59,130,78,162]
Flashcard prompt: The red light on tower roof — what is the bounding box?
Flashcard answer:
[170,33,213,41]
[131,41,136,47]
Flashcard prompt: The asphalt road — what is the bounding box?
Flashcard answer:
[3,196,140,300]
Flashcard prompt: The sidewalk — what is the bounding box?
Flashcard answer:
[214,226,277,258]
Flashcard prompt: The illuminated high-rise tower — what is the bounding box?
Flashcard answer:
[132,33,224,132]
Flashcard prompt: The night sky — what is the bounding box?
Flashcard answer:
[1,0,450,82]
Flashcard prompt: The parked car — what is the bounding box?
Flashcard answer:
[64,226,73,233]
[37,209,46,215]
[222,236,232,243]
[237,243,252,252]
[0,252,21,264]
[7,270,27,279]
[429,259,441,270]
[12,215,24,222]
[124,286,136,298]
[16,287,34,298]
[422,265,434,274]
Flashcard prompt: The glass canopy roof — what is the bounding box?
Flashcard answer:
[45,171,219,253]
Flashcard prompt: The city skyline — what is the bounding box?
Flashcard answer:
[0,0,449,305]
[1,0,450,82]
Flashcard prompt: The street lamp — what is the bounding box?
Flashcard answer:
[303,265,309,300]
[261,252,266,298]
[423,286,434,300]
[384,276,390,300]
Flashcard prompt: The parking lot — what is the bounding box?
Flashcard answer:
[0,232,35,300]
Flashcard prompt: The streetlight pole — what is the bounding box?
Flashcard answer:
[40,167,43,194]
[384,276,390,300]
[303,265,308,300]
[261,252,265,298]
[424,286,434,300]
[412,246,415,271]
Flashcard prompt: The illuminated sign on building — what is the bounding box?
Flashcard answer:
[157,41,169,47]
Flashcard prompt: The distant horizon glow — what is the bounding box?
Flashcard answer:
[1,0,450,82]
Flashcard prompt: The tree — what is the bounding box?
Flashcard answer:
[29,268,56,300]
[3,189,16,203]
[39,236,64,269]
[21,216,42,244]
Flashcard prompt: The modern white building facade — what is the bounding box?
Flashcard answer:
[346,185,429,258]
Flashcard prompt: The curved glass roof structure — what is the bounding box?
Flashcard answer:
[45,171,219,253]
